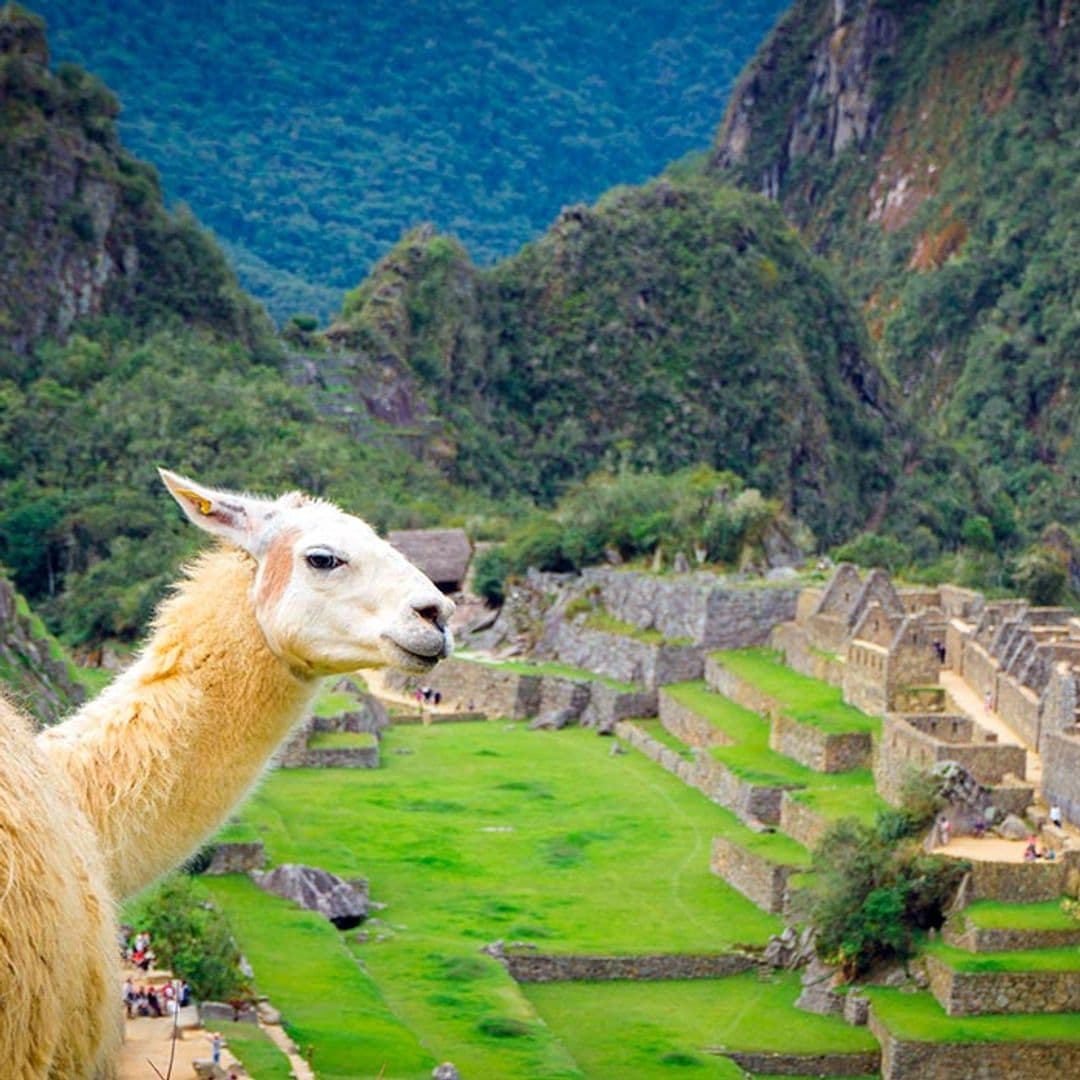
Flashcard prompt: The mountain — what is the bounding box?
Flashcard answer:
[709,0,1080,549]
[321,178,895,545]
[0,6,488,645]
[31,0,789,322]
[0,6,274,361]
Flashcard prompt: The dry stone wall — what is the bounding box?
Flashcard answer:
[710,836,798,914]
[502,951,754,982]
[769,711,871,773]
[943,917,1080,953]
[543,619,703,687]
[616,721,785,823]
[203,842,266,875]
[779,792,829,851]
[720,1050,880,1077]
[579,568,798,648]
[1041,729,1080,828]
[870,1009,1080,1079]
[771,621,845,686]
[658,690,734,748]
[960,851,1080,904]
[926,953,1080,1016]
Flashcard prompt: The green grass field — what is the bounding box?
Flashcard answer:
[206,721,793,1077]
[220,1024,296,1079]
[584,610,692,647]
[962,899,1077,931]
[524,973,878,1079]
[867,986,1080,1043]
[925,940,1080,973]
[711,649,879,736]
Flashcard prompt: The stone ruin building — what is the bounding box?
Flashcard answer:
[773,564,1080,825]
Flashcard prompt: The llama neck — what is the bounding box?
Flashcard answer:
[38,548,319,899]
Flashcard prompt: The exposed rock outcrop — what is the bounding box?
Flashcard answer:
[251,864,370,930]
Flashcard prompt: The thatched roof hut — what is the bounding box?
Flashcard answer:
[387,528,472,592]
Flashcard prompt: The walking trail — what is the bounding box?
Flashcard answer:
[117,968,313,1080]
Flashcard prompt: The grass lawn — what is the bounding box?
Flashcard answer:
[711,649,879,736]
[210,721,788,1077]
[662,682,884,825]
[204,876,435,1080]
[867,986,1080,1043]
[963,899,1077,931]
[308,730,378,750]
[221,1024,295,1080]
[925,940,1080,973]
[585,610,692,647]
[459,652,640,693]
[524,973,878,1079]
[636,718,695,760]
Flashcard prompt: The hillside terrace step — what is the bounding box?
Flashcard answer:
[867,988,1080,1079]
[656,681,884,833]
[382,653,656,728]
[539,616,704,687]
[706,650,876,773]
[925,942,1080,1016]
[943,900,1080,953]
[711,1048,880,1077]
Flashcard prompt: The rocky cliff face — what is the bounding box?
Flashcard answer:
[0,575,84,727]
[714,0,901,202]
[0,6,273,358]
[708,0,1080,545]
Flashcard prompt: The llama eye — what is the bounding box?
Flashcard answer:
[305,550,343,571]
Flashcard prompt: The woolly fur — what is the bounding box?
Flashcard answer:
[2,547,319,1077]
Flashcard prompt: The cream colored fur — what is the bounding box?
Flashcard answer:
[39,548,317,898]
[0,701,119,1079]
[0,472,452,1077]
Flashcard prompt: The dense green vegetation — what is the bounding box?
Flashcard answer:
[332,184,892,543]
[710,0,1080,588]
[33,0,788,321]
[125,874,247,1001]
[524,974,877,1078]
[0,326,484,642]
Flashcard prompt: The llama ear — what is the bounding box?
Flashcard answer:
[158,468,265,552]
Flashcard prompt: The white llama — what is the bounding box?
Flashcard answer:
[0,469,453,1078]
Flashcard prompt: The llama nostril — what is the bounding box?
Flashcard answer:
[415,604,443,627]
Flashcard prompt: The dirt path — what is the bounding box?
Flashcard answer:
[117,1010,241,1080]
[939,671,1042,786]
[932,836,1035,863]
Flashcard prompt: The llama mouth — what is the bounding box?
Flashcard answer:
[382,635,444,672]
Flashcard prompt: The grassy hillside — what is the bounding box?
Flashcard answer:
[709,0,1080,557]
[33,0,789,322]
[328,179,895,544]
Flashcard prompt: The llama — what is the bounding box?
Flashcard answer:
[1,469,453,1078]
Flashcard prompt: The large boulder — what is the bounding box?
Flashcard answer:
[251,864,370,930]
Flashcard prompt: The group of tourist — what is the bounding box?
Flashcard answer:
[415,686,442,707]
[124,929,155,971]
[122,975,190,1019]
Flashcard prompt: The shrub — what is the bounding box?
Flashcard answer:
[832,532,907,573]
[1012,544,1068,605]
[126,874,248,1001]
[472,545,510,605]
[811,813,966,980]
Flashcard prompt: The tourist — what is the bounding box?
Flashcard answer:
[939,817,951,846]
[984,689,992,714]
[122,977,136,1019]
[1025,835,1040,861]
[211,1032,223,1066]
[1051,805,1063,829]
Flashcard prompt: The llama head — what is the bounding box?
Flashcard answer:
[159,469,454,676]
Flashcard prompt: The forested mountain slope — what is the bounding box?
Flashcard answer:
[709,0,1080,545]
[0,7,484,645]
[33,0,788,321]
[322,179,895,545]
